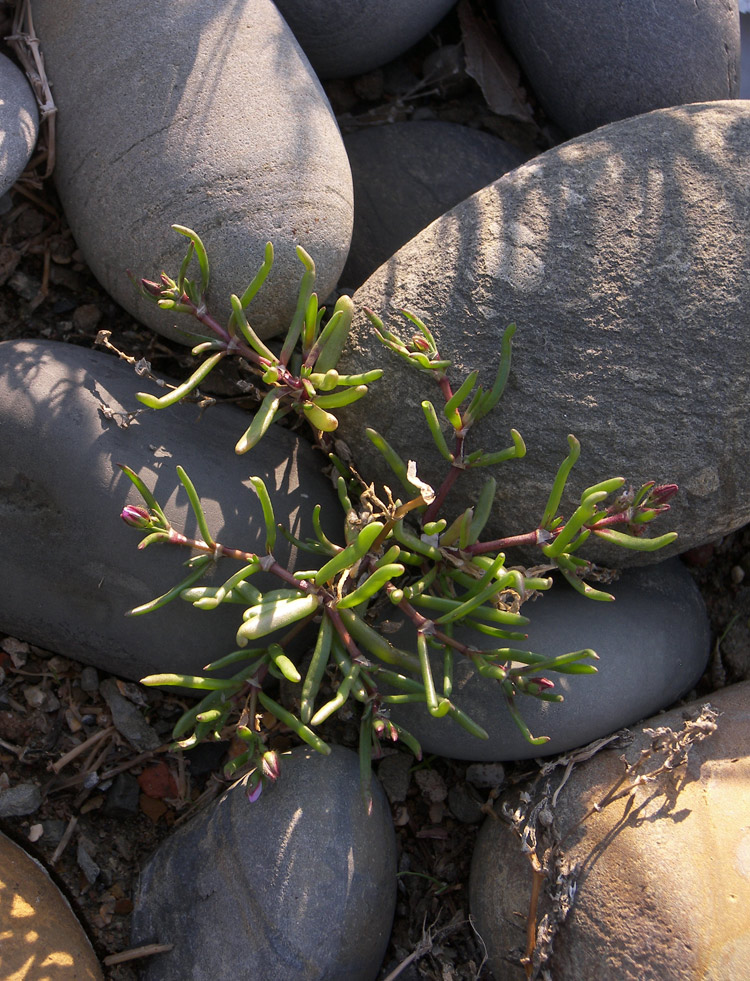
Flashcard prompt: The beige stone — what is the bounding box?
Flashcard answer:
[469,682,750,980]
[0,830,103,980]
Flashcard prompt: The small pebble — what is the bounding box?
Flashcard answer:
[77,840,101,884]
[80,666,99,692]
[415,768,448,803]
[41,819,67,846]
[0,782,42,817]
[72,303,102,332]
[447,783,484,824]
[731,565,745,585]
[104,773,140,818]
[99,678,160,751]
[376,752,414,803]
[465,763,506,789]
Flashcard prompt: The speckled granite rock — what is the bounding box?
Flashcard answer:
[382,560,710,761]
[340,121,530,290]
[131,746,397,981]
[31,0,353,342]
[469,682,750,980]
[0,52,39,195]
[273,0,456,78]
[337,101,750,566]
[495,0,740,136]
[0,339,341,681]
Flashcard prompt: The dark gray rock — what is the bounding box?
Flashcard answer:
[495,0,740,137]
[0,340,341,681]
[337,102,750,566]
[381,561,709,761]
[340,121,530,290]
[273,0,456,78]
[447,783,484,824]
[742,11,750,98]
[131,746,397,981]
[100,678,160,751]
[469,683,750,980]
[79,666,99,692]
[103,773,140,818]
[0,782,42,817]
[0,52,39,195]
[31,0,353,343]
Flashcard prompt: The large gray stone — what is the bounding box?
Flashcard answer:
[495,0,740,136]
[382,560,709,761]
[31,0,353,342]
[469,682,750,980]
[273,0,456,78]
[131,746,397,981]
[0,53,39,196]
[340,121,531,290]
[0,340,341,681]
[336,101,750,567]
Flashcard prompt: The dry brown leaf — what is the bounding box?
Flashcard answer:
[458,0,533,123]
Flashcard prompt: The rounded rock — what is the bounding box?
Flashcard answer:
[469,682,750,980]
[31,0,353,342]
[0,830,103,979]
[0,52,39,196]
[0,339,341,681]
[131,745,397,981]
[382,561,710,761]
[273,0,457,78]
[340,121,531,290]
[337,101,750,566]
[495,0,740,136]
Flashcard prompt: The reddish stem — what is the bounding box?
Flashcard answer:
[465,528,551,556]
[423,463,463,525]
[165,531,317,594]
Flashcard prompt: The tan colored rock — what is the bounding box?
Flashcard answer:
[469,682,750,980]
[0,830,103,979]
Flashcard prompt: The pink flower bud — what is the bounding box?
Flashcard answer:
[412,334,430,352]
[649,484,679,507]
[527,676,555,695]
[261,750,280,783]
[140,278,164,298]
[121,505,152,529]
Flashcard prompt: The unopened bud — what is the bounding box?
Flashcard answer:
[649,483,679,506]
[247,776,263,803]
[261,750,280,783]
[121,505,152,529]
[527,676,555,695]
[412,334,430,352]
[140,278,163,297]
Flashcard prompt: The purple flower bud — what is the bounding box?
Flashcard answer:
[247,778,263,803]
[121,505,152,529]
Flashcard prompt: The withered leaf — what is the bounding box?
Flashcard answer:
[458,0,534,123]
